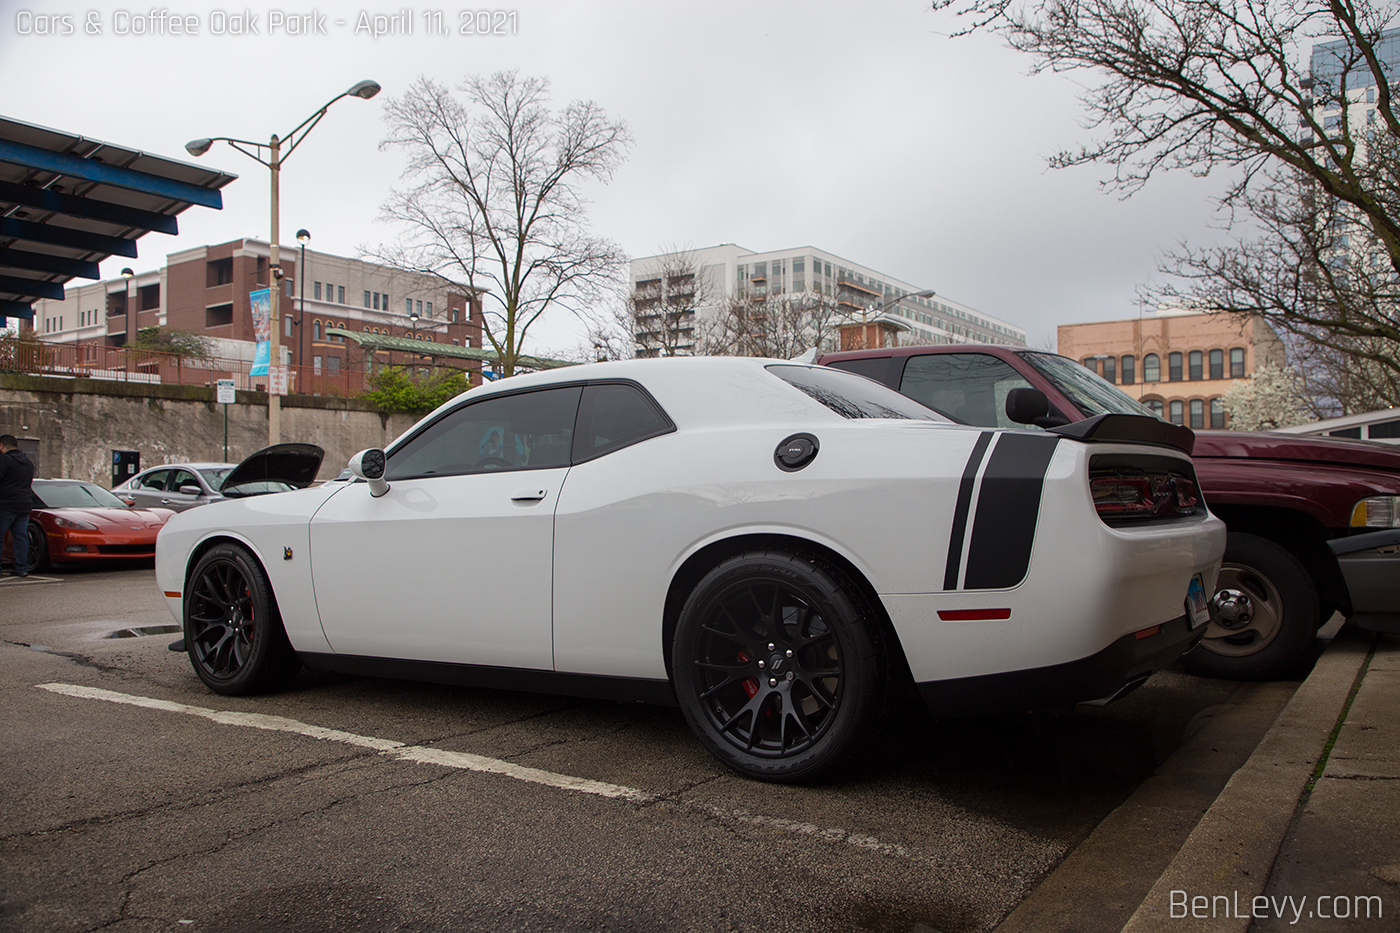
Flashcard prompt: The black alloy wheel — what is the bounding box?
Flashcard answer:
[1182,532,1320,681]
[673,550,887,782]
[185,543,300,695]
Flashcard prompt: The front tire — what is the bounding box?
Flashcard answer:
[25,521,48,573]
[1182,532,1320,680]
[185,543,300,695]
[672,550,888,782]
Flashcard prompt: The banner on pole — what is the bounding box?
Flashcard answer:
[249,287,271,376]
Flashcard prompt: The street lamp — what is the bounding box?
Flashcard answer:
[120,268,134,356]
[296,229,310,393]
[857,288,934,350]
[186,79,381,444]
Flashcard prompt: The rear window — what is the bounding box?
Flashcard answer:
[766,364,947,421]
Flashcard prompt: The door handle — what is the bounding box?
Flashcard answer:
[160,498,171,504]
[510,487,548,502]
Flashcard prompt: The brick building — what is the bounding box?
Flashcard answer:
[1058,308,1284,429]
[31,238,483,389]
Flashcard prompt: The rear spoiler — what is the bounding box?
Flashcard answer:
[1049,414,1195,455]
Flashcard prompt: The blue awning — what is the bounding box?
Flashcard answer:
[0,116,236,325]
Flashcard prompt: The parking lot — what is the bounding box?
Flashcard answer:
[2,567,1294,933]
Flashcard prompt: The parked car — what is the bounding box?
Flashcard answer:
[155,357,1224,781]
[1,479,173,573]
[815,343,1400,680]
[114,444,325,512]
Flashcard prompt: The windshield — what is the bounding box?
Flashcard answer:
[201,467,234,490]
[34,481,129,509]
[1018,352,1161,419]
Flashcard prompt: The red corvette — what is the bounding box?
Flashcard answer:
[1,479,174,573]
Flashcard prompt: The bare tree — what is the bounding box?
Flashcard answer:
[374,71,632,377]
[932,0,1400,398]
[703,290,848,359]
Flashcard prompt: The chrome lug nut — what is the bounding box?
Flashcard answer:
[757,660,765,669]
[785,649,793,658]
[785,671,794,681]
[769,677,778,687]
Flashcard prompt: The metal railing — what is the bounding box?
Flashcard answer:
[0,338,383,398]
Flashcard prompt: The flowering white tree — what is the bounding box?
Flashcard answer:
[1221,362,1311,431]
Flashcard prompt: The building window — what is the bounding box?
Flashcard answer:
[405,298,413,315]
[1189,399,1204,429]
[1188,350,1203,380]
[1210,398,1225,428]
[327,356,341,375]
[426,302,432,316]
[1146,398,1165,417]
[1230,347,1245,378]
[1168,352,1183,381]
[314,281,322,301]
[372,292,380,310]
[1082,357,1099,374]
[1209,348,1224,380]
[364,290,372,309]
[313,355,322,375]
[1102,356,1117,384]
[1121,355,1135,385]
[313,321,322,341]
[1143,353,1160,382]
[1169,400,1184,424]
[206,258,233,287]
[205,303,233,327]
[416,300,423,315]
[285,315,293,337]
[337,286,345,304]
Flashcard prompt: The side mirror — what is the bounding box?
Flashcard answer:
[348,448,390,498]
[121,496,137,508]
[178,485,203,497]
[1005,387,1072,429]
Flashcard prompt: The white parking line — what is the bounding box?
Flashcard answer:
[37,682,652,802]
[36,682,916,859]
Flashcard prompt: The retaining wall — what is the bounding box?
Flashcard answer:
[0,374,422,484]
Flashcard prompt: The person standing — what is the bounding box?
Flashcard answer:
[0,434,35,577]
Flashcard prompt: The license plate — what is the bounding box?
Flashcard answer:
[1186,574,1211,629]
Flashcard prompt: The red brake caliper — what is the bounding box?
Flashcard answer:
[737,651,758,698]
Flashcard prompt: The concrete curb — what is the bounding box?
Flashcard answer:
[1119,631,1375,933]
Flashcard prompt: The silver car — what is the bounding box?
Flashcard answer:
[113,444,324,512]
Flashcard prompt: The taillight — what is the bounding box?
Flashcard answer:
[1090,470,1199,524]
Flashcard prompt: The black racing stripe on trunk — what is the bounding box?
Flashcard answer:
[963,433,1060,590]
[944,431,994,590]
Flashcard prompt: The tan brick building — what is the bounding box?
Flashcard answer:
[1058,309,1284,429]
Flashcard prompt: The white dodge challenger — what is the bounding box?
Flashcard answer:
[156,357,1225,781]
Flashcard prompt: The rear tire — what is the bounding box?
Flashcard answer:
[1182,533,1319,680]
[184,543,300,694]
[672,550,889,782]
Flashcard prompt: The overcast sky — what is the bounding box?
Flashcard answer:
[1,0,1250,351]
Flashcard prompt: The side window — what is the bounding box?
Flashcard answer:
[386,385,583,480]
[168,470,199,492]
[138,470,168,491]
[573,382,674,461]
[899,353,1035,428]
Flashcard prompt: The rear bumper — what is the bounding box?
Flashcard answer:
[916,614,1204,718]
[1331,529,1400,634]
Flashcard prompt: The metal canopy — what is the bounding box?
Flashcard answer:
[0,116,237,324]
[325,327,576,370]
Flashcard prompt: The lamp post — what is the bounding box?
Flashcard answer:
[186,79,380,444]
[408,308,419,373]
[859,288,935,349]
[120,267,134,347]
[296,228,309,393]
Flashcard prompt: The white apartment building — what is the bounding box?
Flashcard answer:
[630,244,1025,356]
